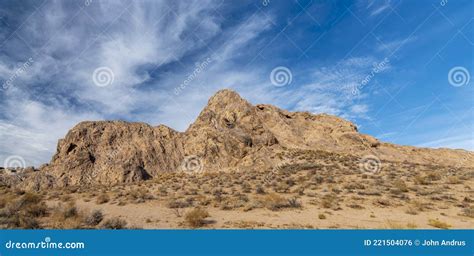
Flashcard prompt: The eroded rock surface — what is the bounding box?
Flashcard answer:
[2,89,473,189]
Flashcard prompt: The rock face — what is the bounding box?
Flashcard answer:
[2,89,473,189]
[43,122,184,186]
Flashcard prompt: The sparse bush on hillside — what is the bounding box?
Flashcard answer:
[321,194,339,210]
[392,179,408,193]
[102,217,127,229]
[166,197,192,208]
[0,192,47,229]
[446,176,461,184]
[96,194,110,204]
[49,203,84,229]
[62,204,78,219]
[127,188,154,203]
[461,206,474,218]
[185,208,210,228]
[428,219,451,229]
[414,175,430,185]
[262,193,302,211]
[405,200,427,215]
[85,210,104,226]
[287,197,302,208]
[255,185,265,195]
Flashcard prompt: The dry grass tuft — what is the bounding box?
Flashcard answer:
[102,217,127,229]
[428,219,451,229]
[185,207,210,228]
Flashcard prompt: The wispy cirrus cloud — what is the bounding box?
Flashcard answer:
[364,0,392,17]
[0,0,277,166]
[0,0,472,167]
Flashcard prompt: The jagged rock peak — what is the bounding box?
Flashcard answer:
[3,88,472,190]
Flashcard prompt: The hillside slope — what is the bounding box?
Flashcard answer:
[1,89,473,189]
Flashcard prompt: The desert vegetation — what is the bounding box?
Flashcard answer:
[1,148,472,229]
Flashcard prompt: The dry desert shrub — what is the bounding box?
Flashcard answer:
[321,194,339,210]
[385,220,404,229]
[60,194,73,202]
[446,176,461,184]
[414,173,441,185]
[343,182,365,190]
[227,220,266,229]
[194,195,211,206]
[127,187,154,203]
[273,181,290,193]
[287,197,302,208]
[391,179,409,193]
[263,193,288,211]
[166,197,193,208]
[96,193,110,204]
[425,173,442,182]
[49,202,88,229]
[157,185,168,196]
[102,217,127,229]
[0,192,47,229]
[428,219,451,229]
[185,207,210,228]
[261,193,301,211]
[219,194,248,210]
[84,210,104,227]
[461,206,474,218]
[384,221,417,229]
[346,203,364,209]
[255,185,265,195]
[373,198,391,207]
[405,200,428,215]
[241,182,252,193]
[414,175,429,185]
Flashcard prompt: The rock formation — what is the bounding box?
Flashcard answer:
[2,89,473,189]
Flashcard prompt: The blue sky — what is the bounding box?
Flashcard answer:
[0,0,472,167]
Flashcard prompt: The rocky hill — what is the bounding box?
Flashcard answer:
[2,89,473,189]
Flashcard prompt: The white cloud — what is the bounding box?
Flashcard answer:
[369,0,391,16]
[0,100,101,166]
[290,57,389,120]
[417,134,474,150]
[376,37,417,53]
[350,104,369,114]
[0,1,277,166]
[360,0,392,17]
[0,1,405,168]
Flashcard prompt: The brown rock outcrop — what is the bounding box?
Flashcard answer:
[2,89,473,189]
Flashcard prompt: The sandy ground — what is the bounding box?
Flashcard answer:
[10,161,473,230]
[72,196,473,229]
